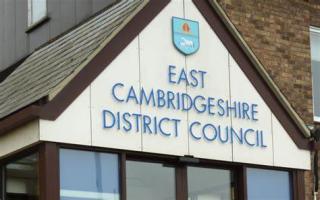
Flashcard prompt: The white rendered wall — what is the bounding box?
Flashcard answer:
[185,0,232,161]
[39,0,311,170]
[0,121,39,158]
[40,87,91,145]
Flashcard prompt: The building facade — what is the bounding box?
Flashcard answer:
[0,0,117,73]
[0,0,318,200]
[217,0,320,199]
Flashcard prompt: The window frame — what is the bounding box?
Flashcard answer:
[310,26,320,122]
[125,159,177,200]
[59,148,121,200]
[5,153,39,200]
[0,145,40,200]
[0,166,3,200]
[58,144,304,200]
[246,167,294,200]
[27,0,48,28]
[0,142,305,200]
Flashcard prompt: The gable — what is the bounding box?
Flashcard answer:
[39,0,310,169]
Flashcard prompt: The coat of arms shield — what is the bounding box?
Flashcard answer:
[172,17,199,55]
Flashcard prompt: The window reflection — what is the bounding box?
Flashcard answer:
[310,27,320,120]
[60,149,120,200]
[126,161,176,200]
[247,168,292,200]
[28,0,47,26]
[5,154,39,200]
[188,167,233,200]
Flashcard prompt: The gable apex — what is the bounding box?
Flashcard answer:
[0,0,310,152]
[193,0,310,148]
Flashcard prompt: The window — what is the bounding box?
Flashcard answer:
[0,146,301,200]
[187,167,234,200]
[59,149,120,200]
[28,0,47,27]
[247,168,292,200]
[310,26,320,121]
[126,161,176,200]
[5,154,39,200]
[58,147,298,200]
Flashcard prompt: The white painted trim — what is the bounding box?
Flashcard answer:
[60,189,119,200]
[27,0,32,27]
[314,116,320,122]
[27,0,48,27]
[310,26,320,34]
[310,26,320,121]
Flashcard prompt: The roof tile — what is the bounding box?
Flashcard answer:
[0,0,145,119]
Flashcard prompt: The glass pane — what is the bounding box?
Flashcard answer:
[31,0,46,24]
[5,154,39,200]
[60,149,119,200]
[310,27,320,118]
[126,161,175,200]
[312,60,320,118]
[187,167,233,200]
[247,168,291,200]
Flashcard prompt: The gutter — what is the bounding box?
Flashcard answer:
[0,105,41,135]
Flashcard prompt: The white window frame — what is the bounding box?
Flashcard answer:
[28,0,48,27]
[310,26,320,122]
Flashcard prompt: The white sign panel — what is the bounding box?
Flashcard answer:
[39,0,310,170]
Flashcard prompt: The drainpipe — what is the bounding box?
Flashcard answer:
[314,149,318,200]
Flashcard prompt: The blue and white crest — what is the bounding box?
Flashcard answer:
[172,17,199,55]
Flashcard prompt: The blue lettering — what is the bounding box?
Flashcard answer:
[242,102,250,119]
[132,113,142,132]
[218,127,229,143]
[231,127,243,144]
[252,104,258,121]
[237,102,242,119]
[207,97,215,115]
[172,118,181,137]
[182,93,193,111]
[190,69,199,87]
[189,121,201,140]
[217,99,225,116]
[157,89,166,107]
[102,110,115,128]
[203,124,218,141]
[112,83,124,102]
[116,112,120,130]
[126,86,139,104]
[226,101,237,118]
[122,112,132,132]
[167,90,176,109]
[153,116,158,134]
[194,95,206,113]
[244,128,255,146]
[176,92,181,110]
[260,131,267,147]
[140,87,156,106]
[159,117,171,136]
[199,70,207,88]
[143,115,152,133]
[177,69,189,86]
[168,65,177,84]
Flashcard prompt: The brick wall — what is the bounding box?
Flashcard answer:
[216,0,320,199]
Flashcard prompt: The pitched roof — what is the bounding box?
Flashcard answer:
[0,0,146,119]
[0,0,310,150]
